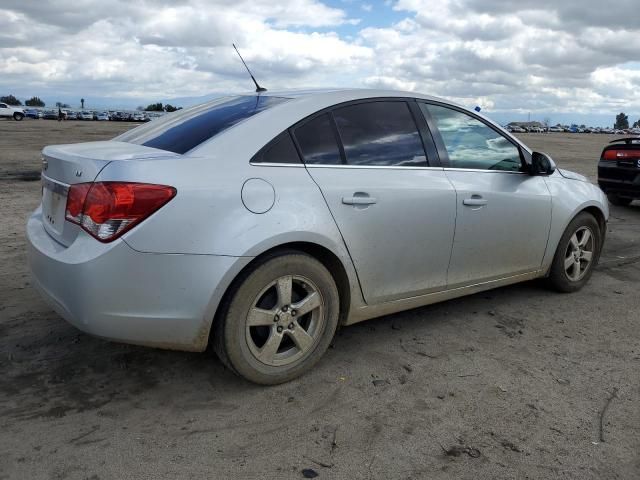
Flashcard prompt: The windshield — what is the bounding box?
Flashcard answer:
[115,95,290,154]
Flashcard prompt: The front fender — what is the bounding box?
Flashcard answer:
[542,176,608,273]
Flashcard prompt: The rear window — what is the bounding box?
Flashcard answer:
[115,95,290,154]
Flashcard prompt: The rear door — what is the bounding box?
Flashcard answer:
[293,99,457,304]
[420,103,552,287]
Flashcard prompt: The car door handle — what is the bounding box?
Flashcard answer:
[342,195,377,206]
[463,196,488,207]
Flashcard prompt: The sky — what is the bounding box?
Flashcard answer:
[1,0,640,126]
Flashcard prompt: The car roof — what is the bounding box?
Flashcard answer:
[188,87,530,157]
[231,87,455,106]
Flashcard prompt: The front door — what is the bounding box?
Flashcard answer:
[421,103,552,287]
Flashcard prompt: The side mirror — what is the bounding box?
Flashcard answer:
[530,151,556,176]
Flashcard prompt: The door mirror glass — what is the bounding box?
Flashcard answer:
[530,152,556,176]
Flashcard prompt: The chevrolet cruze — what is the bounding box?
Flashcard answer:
[27,89,608,384]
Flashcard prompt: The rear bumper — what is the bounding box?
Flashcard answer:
[598,163,640,198]
[26,208,251,351]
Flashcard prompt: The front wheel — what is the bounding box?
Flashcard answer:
[214,251,340,385]
[13,112,24,121]
[546,212,601,293]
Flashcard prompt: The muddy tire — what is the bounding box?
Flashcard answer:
[546,212,601,293]
[607,194,632,207]
[214,251,340,385]
[13,112,24,121]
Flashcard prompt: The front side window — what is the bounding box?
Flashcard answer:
[115,95,289,154]
[424,104,522,172]
[294,113,342,165]
[333,101,427,167]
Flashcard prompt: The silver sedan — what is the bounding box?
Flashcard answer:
[27,89,608,384]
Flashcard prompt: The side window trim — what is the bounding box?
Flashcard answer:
[328,111,347,165]
[407,100,441,167]
[418,101,526,173]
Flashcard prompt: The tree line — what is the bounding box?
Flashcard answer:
[1,94,182,112]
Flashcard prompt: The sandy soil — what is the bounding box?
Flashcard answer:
[0,120,639,479]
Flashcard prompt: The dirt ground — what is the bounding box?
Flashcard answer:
[0,120,638,480]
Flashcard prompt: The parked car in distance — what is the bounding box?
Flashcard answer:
[0,103,25,120]
[548,126,563,133]
[42,110,58,120]
[65,111,78,120]
[598,137,640,206]
[508,125,525,133]
[79,111,93,120]
[96,112,109,121]
[27,89,609,384]
[24,108,43,119]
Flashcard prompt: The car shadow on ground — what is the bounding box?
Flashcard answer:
[0,277,553,423]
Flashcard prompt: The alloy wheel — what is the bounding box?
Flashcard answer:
[245,275,324,367]
[564,226,594,282]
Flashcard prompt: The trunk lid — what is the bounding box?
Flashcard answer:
[40,141,179,246]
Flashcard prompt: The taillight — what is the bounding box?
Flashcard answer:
[603,149,640,161]
[65,182,176,242]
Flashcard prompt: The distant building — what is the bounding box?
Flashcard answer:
[507,121,545,128]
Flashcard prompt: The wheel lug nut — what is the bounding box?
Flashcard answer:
[274,315,279,322]
[282,305,288,312]
[288,323,294,329]
[291,310,297,316]
[277,326,283,333]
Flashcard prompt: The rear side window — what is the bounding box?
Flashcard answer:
[294,113,342,165]
[252,131,301,164]
[424,104,522,172]
[116,96,289,154]
[333,101,427,167]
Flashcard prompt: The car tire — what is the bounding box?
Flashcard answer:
[607,194,633,206]
[13,112,24,121]
[546,212,602,293]
[214,251,340,385]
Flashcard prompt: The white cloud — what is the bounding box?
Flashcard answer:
[0,0,639,117]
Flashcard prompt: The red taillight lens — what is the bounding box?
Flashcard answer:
[603,149,640,161]
[65,183,92,224]
[65,182,176,242]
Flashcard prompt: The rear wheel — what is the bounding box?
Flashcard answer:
[214,251,340,385]
[546,212,601,292]
[607,194,633,206]
[13,112,24,121]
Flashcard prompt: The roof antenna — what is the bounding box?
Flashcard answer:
[232,43,267,93]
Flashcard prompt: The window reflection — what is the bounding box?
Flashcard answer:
[425,104,522,171]
[333,102,427,167]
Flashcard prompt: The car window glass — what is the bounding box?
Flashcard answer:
[115,95,290,155]
[0,104,6,108]
[253,131,301,164]
[294,113,342,165]
[333,102,427,167]
[424,104,522,171]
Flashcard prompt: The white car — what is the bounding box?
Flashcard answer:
[79,111,93,120]
[96,112,109,121]
[27,88,609,384]
[0,103,25,121]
